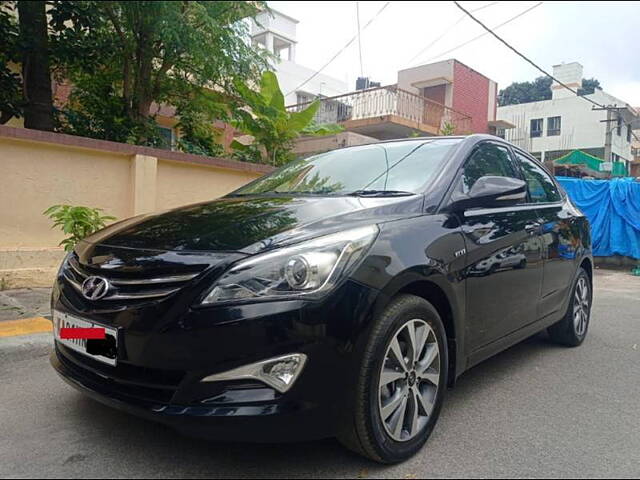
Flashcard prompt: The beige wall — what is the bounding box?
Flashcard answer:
[0,127,270,288]
[156,158,257,210]
[397,59,455,107]
[1,138,133,249]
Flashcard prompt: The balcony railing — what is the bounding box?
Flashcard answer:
[286,85,472,135]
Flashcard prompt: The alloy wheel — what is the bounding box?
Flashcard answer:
[573,277,590,336]
[378,319,440,442]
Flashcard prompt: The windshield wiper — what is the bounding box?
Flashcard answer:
[347,190,415,197]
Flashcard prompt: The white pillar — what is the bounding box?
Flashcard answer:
[265,32,275,54]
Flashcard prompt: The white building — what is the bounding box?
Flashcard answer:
[497,62,638,170]
[250,9,348,106]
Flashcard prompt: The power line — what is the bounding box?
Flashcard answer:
[453,1,640,143]
[423,2,542,65]
[406,1,500,66]
[356,1,364,78]
[453,1,597,105]
[286,1,391,96]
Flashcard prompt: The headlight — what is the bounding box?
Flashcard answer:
[200,225,379,305]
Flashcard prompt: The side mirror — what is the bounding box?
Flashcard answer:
[450,176,527,211]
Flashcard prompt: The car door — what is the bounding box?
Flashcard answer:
[512,150,577,320]
[456,142,545,351]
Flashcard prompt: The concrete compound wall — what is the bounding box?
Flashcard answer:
[0,126,272,288]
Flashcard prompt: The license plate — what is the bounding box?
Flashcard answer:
[53,310,118,366]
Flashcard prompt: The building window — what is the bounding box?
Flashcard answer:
[547,116,561,136]
[157,127,175,150]
[627,125,632,143]
[616,118,622,136]
[530,118,543,138]
[496,127,505,139]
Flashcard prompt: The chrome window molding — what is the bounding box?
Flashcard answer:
[464,202,563,217]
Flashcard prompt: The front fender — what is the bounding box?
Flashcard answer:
[349,215,467,379]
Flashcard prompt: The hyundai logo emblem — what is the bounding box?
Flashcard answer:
[81,276,110,300]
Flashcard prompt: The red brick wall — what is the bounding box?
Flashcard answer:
[452,61,492,133]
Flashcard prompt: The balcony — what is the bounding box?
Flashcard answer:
[287,85,472,140]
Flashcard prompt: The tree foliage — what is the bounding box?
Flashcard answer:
[231,71,343,166]
[1,2,340,165]
[577,78,601,96]
[0,2,268,139]
[498,76,552,106]
[54,1,268,145]
[498,76,602,106]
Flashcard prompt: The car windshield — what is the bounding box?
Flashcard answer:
[231,139,461,196]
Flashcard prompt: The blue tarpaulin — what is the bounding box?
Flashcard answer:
[557,177,640,259]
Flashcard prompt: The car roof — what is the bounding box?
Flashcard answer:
[374,134,498,145]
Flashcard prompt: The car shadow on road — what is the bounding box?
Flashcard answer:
[65,331,561,476]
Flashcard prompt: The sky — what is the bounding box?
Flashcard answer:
[267,1,640,106]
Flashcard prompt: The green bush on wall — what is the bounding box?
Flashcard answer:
[44,205,116,252]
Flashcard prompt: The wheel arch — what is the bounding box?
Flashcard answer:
[580,256,593,284]
[383,277,462,388]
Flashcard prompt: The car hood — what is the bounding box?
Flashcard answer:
[81,194,424,254]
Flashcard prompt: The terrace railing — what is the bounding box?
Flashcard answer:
[286,85,472,135]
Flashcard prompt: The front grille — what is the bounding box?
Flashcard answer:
[62,255,204,301]
[57,344,182,404]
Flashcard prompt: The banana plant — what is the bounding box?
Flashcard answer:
[232,71,342,165]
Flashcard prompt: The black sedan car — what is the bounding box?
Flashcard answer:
[51,135,593,463]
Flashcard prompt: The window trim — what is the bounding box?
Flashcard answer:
[530,118,544,138]
[463,202,561,217]
[438,139,566,216]
[546,116,561,137]
[157,126,175,151]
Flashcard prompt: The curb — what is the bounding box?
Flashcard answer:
[0,317,52,338]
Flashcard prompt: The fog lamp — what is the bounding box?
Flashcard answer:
[201,354,307,394]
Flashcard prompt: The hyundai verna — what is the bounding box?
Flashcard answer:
[51,135,593,463]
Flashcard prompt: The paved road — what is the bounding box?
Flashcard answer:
[1,269,639,478]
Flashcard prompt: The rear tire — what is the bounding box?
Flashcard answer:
[338,294,448,463]
[548,267,592,347]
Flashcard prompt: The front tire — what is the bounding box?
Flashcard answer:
[338,294,448,463]
[548,267,592,347]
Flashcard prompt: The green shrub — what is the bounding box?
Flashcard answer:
[44,205,116,252]
[440,121,456,136]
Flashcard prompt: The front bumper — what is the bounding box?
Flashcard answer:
[51,279,380,442]
[51,347,335,442]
